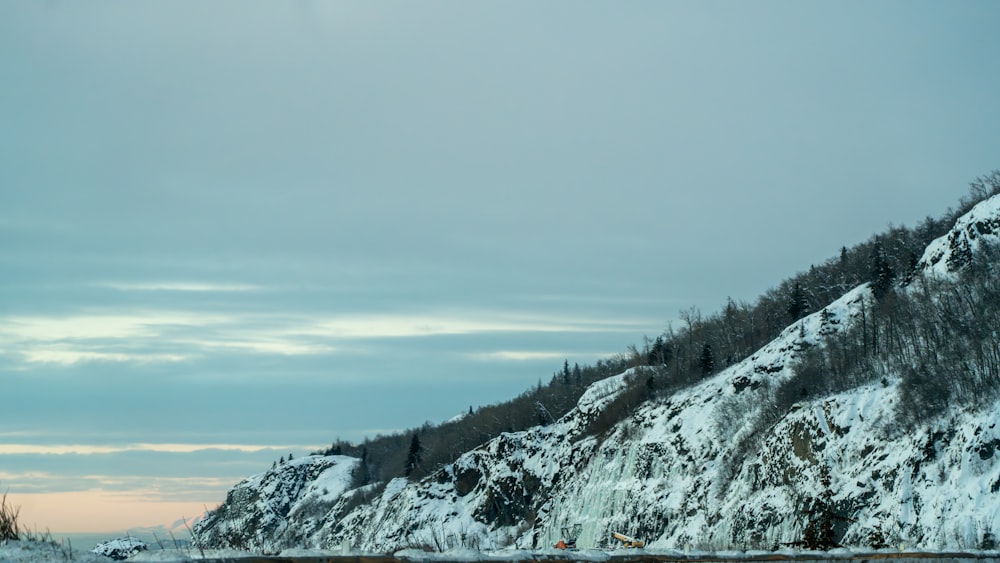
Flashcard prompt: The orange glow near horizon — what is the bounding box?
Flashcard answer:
[8,490,214,534]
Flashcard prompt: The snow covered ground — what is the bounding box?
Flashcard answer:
[0,539,303,562]
[4,538,1000,563]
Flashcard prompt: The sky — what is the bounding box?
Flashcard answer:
[1,0,999,534]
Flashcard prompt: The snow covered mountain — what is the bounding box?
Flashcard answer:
[194,194,1000,554]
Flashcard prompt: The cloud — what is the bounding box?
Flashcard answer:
[0,443,323,455]
[0,445,328,501]
[290,311,649,339]
[0,308,655,367]
[97,281,263,292]
[183,338,336,356]
[0,312,231,341]
[19,347,189,366]
[466,350,571,362]
[0,470,234,496]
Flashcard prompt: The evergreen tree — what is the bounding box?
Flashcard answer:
[355,446,370,486]
[870,241,896,299]
[648,336,672,366]
[698,342,715,376]
[404,433,422,477]
[787,281,809,321]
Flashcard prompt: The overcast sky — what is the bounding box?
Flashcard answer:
[2,1,998,534]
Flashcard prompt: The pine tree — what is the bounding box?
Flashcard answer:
[870,241,896,299]
[359,447,370,485]
[404,433,422,477]
[698,342,715,376]
[787,282,809,322]
[648,336,670,365]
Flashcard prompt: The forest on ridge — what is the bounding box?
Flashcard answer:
[304,172,1000,509]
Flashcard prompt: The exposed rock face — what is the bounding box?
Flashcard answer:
[194,455,358,551]
[195,195,1000,554]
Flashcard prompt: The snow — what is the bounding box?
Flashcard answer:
[126,550,193,562]
[189,195,1000,554]
[918,195,1000,277]
[0,538,343,562]
[0,540,107,563]
[575,372,631,415]
[90,537,147,560]
[4,538,1000,562]
[131,547,270,560]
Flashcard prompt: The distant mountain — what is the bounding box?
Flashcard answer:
[194,187,1000,553]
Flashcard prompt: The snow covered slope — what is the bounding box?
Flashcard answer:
[194,455,358,551]
[536,285,870,551]
[918,196,1000,276]
[195,195,1000,554]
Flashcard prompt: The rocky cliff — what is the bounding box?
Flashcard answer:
[194,195,1000,554]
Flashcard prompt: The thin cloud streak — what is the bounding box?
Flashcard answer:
[0,308,658,367]
[96,281,263,292]
[0,443,324,455]
[467,351,577,362]
[0,312,232,341]
[464,350,615,362]
[291,312,653,339]
[20,348,189,366]
[189,338,337,356]
[0,472,237,495]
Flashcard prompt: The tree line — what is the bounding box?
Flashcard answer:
[314,355,632,485]
[313,171,1000,491]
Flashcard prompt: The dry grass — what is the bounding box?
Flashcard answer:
[1,489,22,542]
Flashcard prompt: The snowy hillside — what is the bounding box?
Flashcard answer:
[918,195,1000,276]
[194,455,358,551]
[194,195,1000,554]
